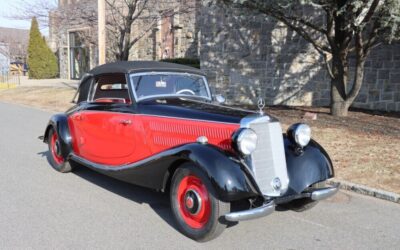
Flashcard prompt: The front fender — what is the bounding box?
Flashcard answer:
[174,144,261,202]
[284,136,334,195]
[43,114,72,159]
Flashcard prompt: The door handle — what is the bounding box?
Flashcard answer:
[119,120,132,125]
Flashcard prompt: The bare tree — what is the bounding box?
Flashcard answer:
[0,28,29,62]
[105,0,196,61]
[9,0,196,61]
[0,43,10,59]
[8,0,98,46]
[51,2,98,47]
[8,0,58,28]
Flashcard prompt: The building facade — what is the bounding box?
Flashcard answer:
[49,0,199,79]
[127,1,199,61]
[49,0,98,80]
[49,0,400,111]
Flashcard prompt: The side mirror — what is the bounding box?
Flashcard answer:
[215,94,226,104]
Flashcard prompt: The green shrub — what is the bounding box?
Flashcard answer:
[160,58,200,69]
[27,17,58,79]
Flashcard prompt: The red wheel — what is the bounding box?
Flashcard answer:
[170,163,230,242]
[50,131,64,165]
[47,128,73,173]
[176,175,211,229]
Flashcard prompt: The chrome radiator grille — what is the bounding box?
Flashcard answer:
[244,116,289,197]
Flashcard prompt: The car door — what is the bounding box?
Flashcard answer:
[69,74,137,166]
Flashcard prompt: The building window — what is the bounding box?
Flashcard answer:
[69,32,90,80]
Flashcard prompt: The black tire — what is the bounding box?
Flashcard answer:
[47,128,73,173]
[170,163,230,242]
[280,181,326,212]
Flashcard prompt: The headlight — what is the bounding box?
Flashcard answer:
[287,123,311,147]
[234,128,258,155]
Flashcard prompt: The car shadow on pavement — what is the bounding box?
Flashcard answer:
[38,151,180,233]
[72,164,179,230]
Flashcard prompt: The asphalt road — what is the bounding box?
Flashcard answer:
[0,101,399,249]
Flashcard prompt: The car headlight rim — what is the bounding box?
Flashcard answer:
[235,128,258,155]
[288,123,311,148]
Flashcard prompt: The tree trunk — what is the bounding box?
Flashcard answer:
[330,52,351,117]
[331,80,351,116]
[330,55,366,117]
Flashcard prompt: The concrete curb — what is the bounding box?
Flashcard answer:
[327,179,400,204]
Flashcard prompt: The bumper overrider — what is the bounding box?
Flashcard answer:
[224,183,339,222]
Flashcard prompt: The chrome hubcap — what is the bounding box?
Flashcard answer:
[184,189,202,215]
[185,196,194,209]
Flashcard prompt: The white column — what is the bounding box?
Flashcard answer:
[98,0,106,65]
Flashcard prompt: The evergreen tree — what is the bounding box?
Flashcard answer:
[27,17,58,79]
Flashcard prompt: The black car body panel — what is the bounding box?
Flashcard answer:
[284,137,334,195]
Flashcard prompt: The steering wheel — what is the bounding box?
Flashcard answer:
[176,89,195,95]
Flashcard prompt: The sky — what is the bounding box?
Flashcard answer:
[0,1,31,30]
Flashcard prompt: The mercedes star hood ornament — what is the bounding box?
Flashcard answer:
[257,97,265,115]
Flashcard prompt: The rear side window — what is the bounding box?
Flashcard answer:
[89,74,131,104]
[75,76,93,103]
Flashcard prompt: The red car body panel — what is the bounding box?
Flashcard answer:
[68,111,239,166]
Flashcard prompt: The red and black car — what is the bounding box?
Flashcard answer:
[42,61,338,241]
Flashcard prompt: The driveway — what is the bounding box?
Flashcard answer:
[0,101,399,249]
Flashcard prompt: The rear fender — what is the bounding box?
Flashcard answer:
[43,114,73,159]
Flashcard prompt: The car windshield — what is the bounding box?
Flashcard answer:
[130,73,210,101]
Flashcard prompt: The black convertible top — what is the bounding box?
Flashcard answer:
[89,61,205,76]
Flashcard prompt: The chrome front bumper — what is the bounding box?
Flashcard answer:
[224,184,339,222]
[310,185,339,201]
[225,201,275,222]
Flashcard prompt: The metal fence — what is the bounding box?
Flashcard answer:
[0,68,21,89]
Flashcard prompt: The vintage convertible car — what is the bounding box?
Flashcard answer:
[42,61,338,241]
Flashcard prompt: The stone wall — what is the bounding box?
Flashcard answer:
[128,0,199,61]
[353,46,400,111]
[199,2,400,112]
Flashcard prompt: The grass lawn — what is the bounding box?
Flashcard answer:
[0,83,17,89]
[1,86,399,193]
[0,87,75,112]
